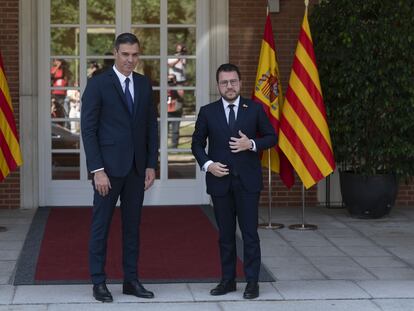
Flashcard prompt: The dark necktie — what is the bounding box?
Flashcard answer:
[124,77,133,114]
[228,104,236,130]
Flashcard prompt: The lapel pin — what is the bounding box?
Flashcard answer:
[242,104,248,108]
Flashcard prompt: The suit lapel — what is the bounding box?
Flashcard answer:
[132,73,142,119]
[234,97,249,131]
[216,99,232,136]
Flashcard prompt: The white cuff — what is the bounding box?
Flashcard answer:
[91,168,104,173]
[202,160,214,172]
[250,139,257,152]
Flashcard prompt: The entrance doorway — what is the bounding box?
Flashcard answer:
[38,0,209,205]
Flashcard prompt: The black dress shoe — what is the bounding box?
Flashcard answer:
[123,280,154,299]
[210,280,237,296]
[243,281,259,299]
[93,283,113,303]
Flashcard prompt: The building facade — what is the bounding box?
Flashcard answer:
[0,0,413,209]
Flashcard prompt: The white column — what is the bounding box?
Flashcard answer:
[209,0,228,102]
[19,0,39,209]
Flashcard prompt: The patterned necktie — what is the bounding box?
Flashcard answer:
[124,77,133,114]
[228,104,235,130]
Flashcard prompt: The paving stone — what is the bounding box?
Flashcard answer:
[0,285,14,305]
[358,280,414,298]
[0,306,47,311]
[366,267,414,280]
[353,256,408,268]
[48,302,221,311]
[268,265,325,281]
[220,300,381,311]
[0,250,20,261]
[338,245,391,257]
[294,246,346,257]
[275,280,371,300]
[373,299,414,311]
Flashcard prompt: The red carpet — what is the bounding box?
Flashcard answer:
[34,206,244,282]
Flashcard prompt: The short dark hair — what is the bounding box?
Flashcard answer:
[114,33,140,51]
[216,63,241,82]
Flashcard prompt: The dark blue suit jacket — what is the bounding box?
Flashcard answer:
[191,97,277,196]
[81,69,158,177]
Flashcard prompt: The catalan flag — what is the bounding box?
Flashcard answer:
[0,52,22,182]
[252,14,294,188]
[278,6,335,189]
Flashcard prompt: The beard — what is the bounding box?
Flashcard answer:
[220,89,240,102]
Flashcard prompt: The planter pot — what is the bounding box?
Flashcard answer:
[339,172,398,219]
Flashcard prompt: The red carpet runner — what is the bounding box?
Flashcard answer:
[34,206,244,282]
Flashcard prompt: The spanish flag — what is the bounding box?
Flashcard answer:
[252,14,294,189]
[0,52,22,182]
[278,6,335,189]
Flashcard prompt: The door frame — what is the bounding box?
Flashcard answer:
[19,0,234,207]
[31,0,217,206]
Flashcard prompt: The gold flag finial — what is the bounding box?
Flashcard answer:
[305,0,309,7]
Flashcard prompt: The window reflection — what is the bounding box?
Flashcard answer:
[167,118,194,150]
[167,57,195,87]
[52,153,80,180]
[51,0,79,24]
[168,28,196,55]
[51,123,80,150]
[87,0,115,24]
[167,0,196,24]
[87,56,114,78]
[51,59,70,119]
[181,90,196,116]
[140,59,160,86]
[50,58,79,87]
[167,74,184,149]
[132,28,160,55]
[87,30,116,56]
[51,27,79,56]
[168,152,196,179]
[132,0,160,24]
[168,43,187,84]
[48,0,198,183]
[66,88,81,134]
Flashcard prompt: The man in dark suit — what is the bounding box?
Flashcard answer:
[81,33,158,303]
[192,63,277,299]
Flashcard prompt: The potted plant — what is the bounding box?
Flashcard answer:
[309,0,414,218]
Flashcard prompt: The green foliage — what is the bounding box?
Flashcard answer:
[310,0,414,178]
[132,0,160,24]
[87,0,115,24]
[51,0,79,24]
[168,0,196,24]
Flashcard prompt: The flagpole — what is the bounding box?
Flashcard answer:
[289,184,318,230]
[259,149,284,229]
[280,0,334,229]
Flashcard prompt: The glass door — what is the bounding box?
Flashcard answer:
[39,0,209,206]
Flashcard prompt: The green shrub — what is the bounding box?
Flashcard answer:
[310,0,414,178]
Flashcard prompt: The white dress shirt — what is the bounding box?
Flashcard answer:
[202,96,256,172]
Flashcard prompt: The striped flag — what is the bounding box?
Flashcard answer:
[252,14,294,188]
[278,7,335,189]
[0,52,22,182]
